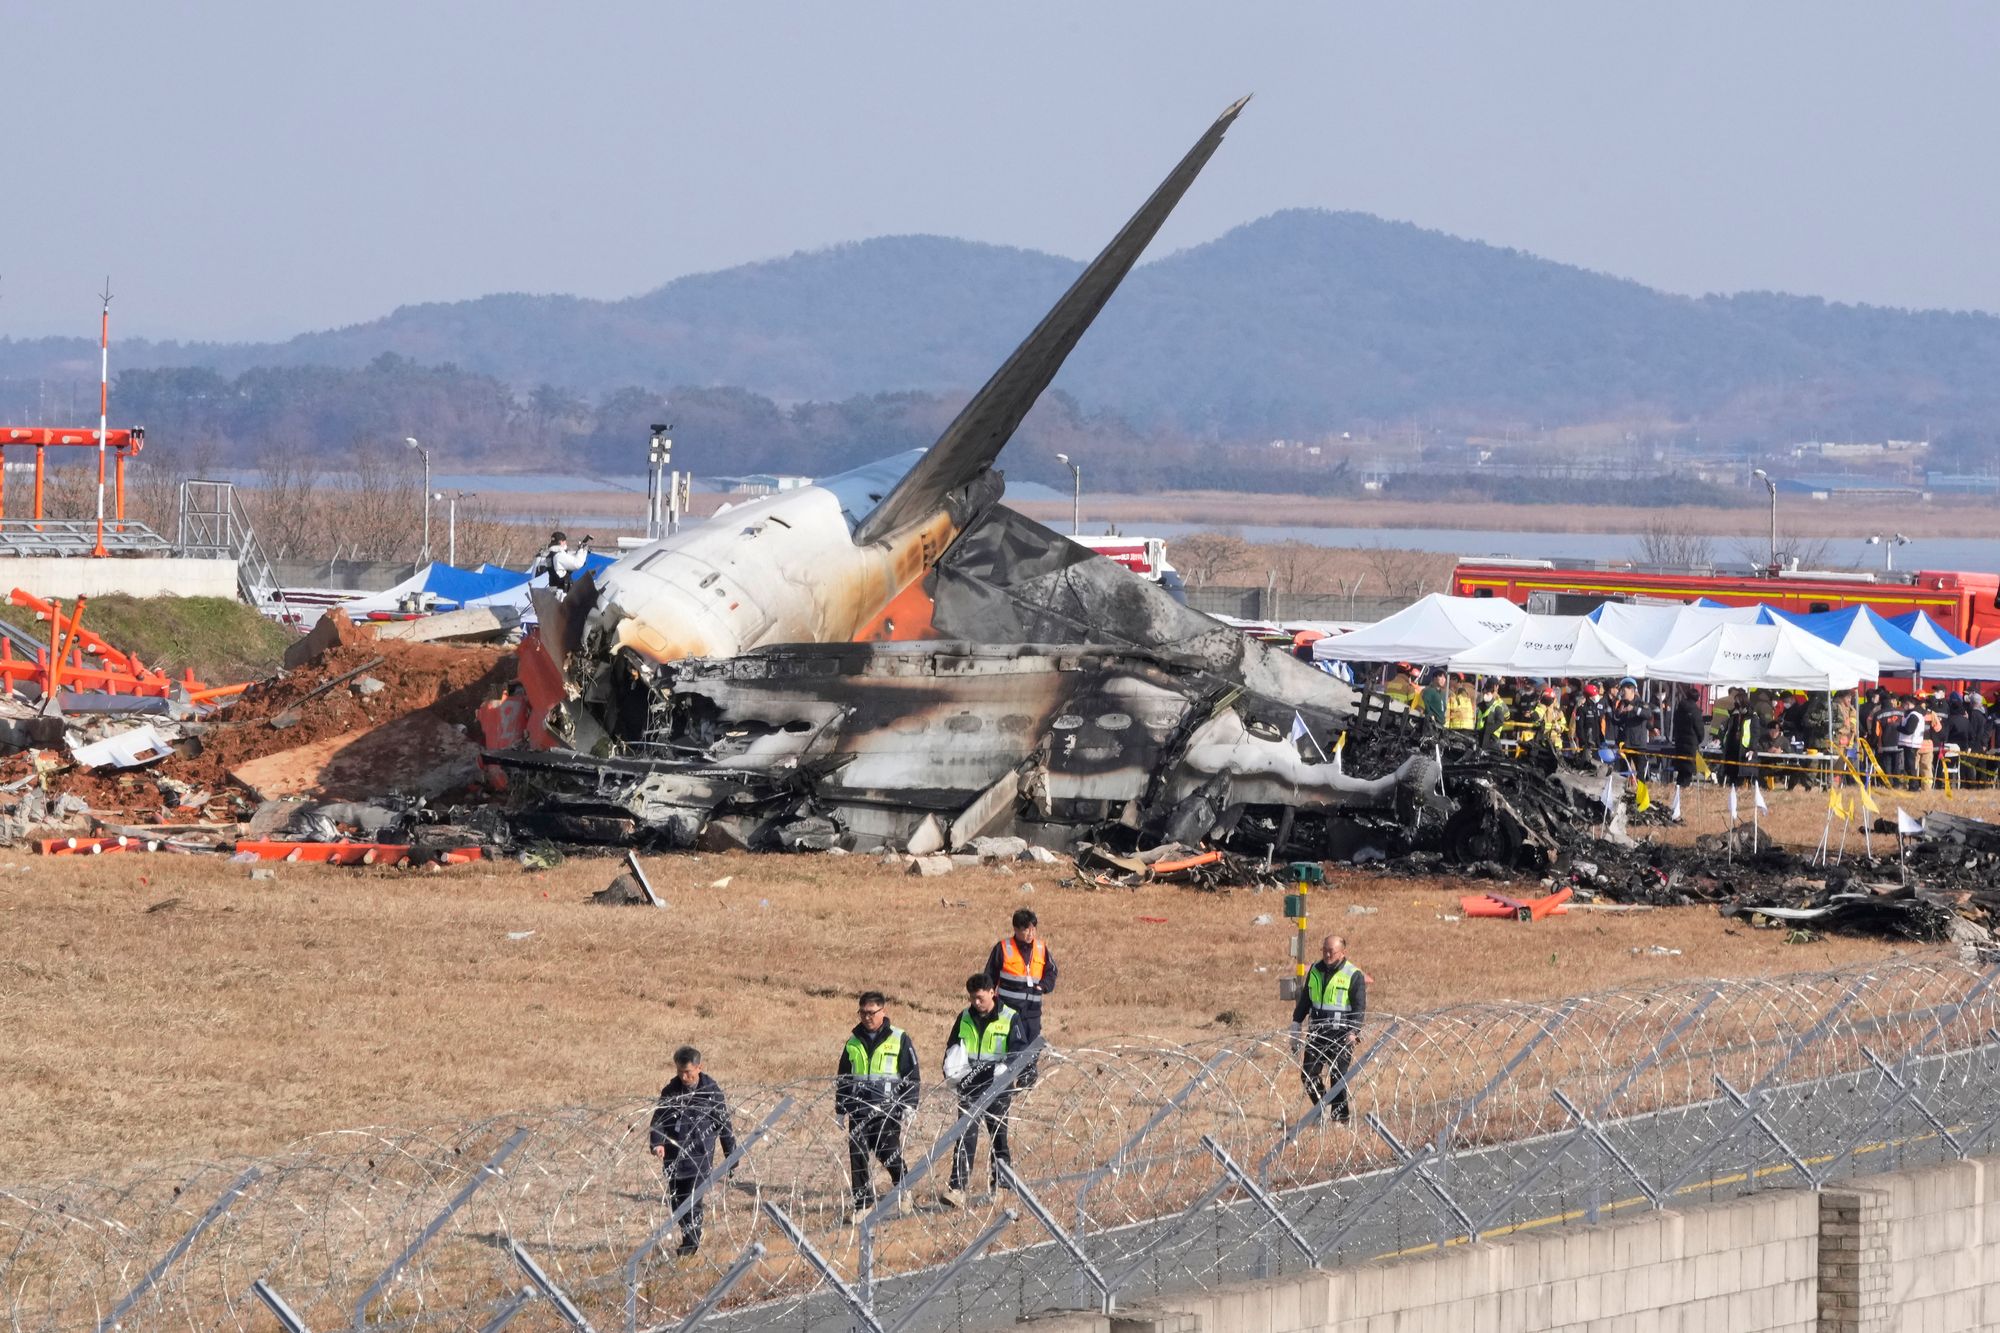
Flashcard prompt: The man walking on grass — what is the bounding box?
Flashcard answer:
[984,907,1057,1088]
[836,990,920,1219]
[649,1046,737,1257]
[1290,935,1367,1122]
[940,974,1026,1208]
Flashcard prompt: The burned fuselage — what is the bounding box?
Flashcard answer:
[504,639,1438,854]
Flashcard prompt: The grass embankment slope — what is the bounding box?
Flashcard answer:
[0,594,292,684]
[0,840,1909,1181]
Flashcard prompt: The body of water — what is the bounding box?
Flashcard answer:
[1131,522,2000,576]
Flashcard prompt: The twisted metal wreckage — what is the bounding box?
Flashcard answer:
[481,97,1590,870]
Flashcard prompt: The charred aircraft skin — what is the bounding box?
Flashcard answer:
[502,640,1440,854]
[498,97,1474,858]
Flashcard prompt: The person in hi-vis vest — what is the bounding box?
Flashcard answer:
[938,974,1026,1208]
[835,990,921,1218]
[983,908,1058,1088]
[1289,935,1368,1120]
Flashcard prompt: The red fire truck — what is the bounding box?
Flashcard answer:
[1451,559,2000,648]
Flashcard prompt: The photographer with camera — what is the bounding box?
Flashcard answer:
[534,530,593,593]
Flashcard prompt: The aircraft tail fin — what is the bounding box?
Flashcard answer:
[851,96,1249,546]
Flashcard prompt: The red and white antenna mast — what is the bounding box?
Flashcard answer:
[93,278,112,557]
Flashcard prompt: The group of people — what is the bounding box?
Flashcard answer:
[646,913,1372,1258]
[646,909,1057,1255]
[1860,687,2000,786]
[1378,663,2000,792]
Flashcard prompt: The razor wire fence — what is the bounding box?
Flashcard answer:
[7,954,2000,1332]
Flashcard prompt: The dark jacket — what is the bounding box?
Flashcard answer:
[649,1073,737,1180]
[983,937,1059,1016]
[835,1021,921,1120]
[1670,699,1703,757]
[1572,699,1606,750]
[944,1003,1026,1097]
[1610,699,1648,748]
[1290,959,1369,1033]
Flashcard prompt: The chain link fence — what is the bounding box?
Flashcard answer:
[6,955,1999,1331]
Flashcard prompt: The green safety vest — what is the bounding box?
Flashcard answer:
[956,1006,1016,1064]
[843,1027,907,1086]
[1307,962,1358,1021]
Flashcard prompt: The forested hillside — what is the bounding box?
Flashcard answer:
[7,209,2000,476]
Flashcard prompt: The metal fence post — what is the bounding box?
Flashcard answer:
[759,1202,886,1333]
[882,1209,1018,1333]
[250,1279,314,1333]
[859,1035,1045,1305]
[674,1243,767,1333]
[352,1125,529,1329]
[625,1095,795,1333]
[478,1288,537,1333]
[97,1165,260,1331]
[994,1159,1113,1311]
[1713,1075,1817,1190]
[1430,1001,1577,1154]
[1367,1114,1475,1243]
[1308,1143,1440,1264]
[1660,975,1869,1198]
[1069,1050,1233,1309]
[1475,992,1719,1233]
[1551,1088,1663,1209]
[1200,1136,1313,1263]
[511,1240,596,1330]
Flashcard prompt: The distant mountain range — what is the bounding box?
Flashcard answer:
[8,208,2000,443]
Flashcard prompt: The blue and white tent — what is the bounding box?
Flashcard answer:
[1751,605,1946,676]
[1887,610,1973,657]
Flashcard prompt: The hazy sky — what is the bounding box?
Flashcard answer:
[8,3,1997,341]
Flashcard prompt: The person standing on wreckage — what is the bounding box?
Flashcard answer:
[1291,935,1368,1121]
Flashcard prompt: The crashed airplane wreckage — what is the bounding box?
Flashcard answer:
[488,98,1597,863]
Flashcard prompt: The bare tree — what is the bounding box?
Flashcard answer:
[1634,519,1716,569]
[1170,530,1249,588]
[1733,533,1839,571]
[1266,539,1329,594]
[1362,543,1434,600]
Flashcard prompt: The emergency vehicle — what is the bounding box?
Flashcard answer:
[1451,559,2000,647]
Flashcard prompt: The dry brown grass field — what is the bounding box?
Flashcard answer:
[0,817,1924,1186]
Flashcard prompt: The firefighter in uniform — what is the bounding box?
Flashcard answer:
[1290,935,1368,1120]
[940,974,1024,1207]
[836,991,920,1218]
[984,908,1057,1088]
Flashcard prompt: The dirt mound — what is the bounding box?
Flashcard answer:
[177,640,514,793]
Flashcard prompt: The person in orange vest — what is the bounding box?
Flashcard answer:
[983,908,1057,1089]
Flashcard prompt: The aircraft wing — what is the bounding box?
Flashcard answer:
[850,95,1250,546]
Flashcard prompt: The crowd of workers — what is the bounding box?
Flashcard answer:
[1364,666,2000,792]
[644,910,1367,1256]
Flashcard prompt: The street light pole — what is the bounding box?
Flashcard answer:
[1751,468,1777,568]
[405,436,432,563]
[1055,452,1081,535]
[1866,533,1910,572]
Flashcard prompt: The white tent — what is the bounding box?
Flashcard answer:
[1312,594,1525,665]
[1934,638,2000,683]
[1587,602,1773,659]
[1643,622,1877,691]
[1447,614,1652,678]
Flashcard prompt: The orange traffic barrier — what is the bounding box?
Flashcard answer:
[1460,886,1573,922]
[231,841,485,865]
